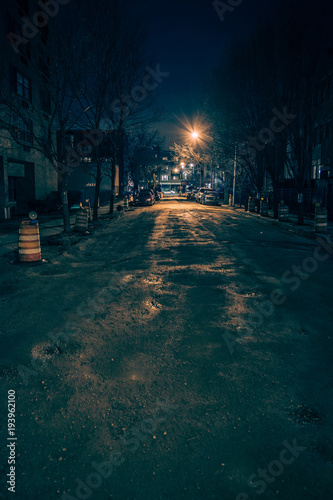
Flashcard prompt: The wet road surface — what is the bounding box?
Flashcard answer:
[0,198,332,499]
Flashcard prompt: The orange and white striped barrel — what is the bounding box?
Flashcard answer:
[75,209,88,232]
[248,197,255,212]
[314,205,327,233]
[260,198,268,216]
[18,220,41,262]
[278,201,289,221]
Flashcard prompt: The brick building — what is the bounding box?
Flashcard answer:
[0,0,58,219]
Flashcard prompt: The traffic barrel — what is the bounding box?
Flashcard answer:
[75,208,89,232]
[278,200,289,221]
[314,204,327,233]
[18,220,41,263]
[260,198,268,216]
[248,197,255,212]
[81,201,92,221]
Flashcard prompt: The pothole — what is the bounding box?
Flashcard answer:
[143,276,162,285]
[146,300,162,309]
[289,404,322,426]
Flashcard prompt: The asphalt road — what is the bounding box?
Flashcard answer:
[0,198,332,500]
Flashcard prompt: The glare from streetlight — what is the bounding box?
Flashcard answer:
[192,131,199,139]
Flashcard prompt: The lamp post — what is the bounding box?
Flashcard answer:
[191,131,200,186]
[232,144,237,206]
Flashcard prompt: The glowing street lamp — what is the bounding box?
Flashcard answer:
[192,131,199,140]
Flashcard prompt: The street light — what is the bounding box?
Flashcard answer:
[192,131,199,140]
[233,144,237,206]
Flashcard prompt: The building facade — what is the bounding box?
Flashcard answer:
[0,0,58,219]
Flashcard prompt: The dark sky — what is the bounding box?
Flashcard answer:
[127,0,286,145]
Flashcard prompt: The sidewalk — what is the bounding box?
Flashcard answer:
[0,203,121,257]
[226,204,333,239]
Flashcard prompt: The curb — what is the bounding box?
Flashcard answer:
[224,206,332,241]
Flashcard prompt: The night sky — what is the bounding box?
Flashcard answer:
[127,0,286,145]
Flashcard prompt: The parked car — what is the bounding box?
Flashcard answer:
[195,188,208,203]
[154,190,162,201]
[136,189,155,206]
[163,190,175,196]
[201,190,219,205]
[187,189,198,200]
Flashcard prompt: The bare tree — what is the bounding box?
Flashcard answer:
[128,129,164,190]
[0,2,89,232]
[205,0,331,223]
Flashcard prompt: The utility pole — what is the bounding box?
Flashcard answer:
[232,144,237,205]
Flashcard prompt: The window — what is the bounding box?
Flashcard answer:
[17,72,31,101]
[161,175,168,181]
[78,144,92,155]
[311,161,320,180]
[10,67,32,102]
[12,116,33,144]
[284,165,292,179]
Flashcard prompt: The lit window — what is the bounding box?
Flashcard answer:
[161,175,168,181]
